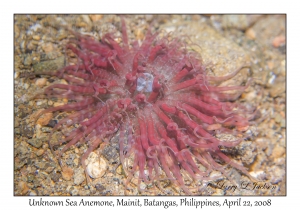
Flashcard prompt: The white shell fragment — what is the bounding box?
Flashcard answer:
[85,152,107,179]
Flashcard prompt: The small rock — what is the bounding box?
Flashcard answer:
[17,142,29,155]
[56,29,68,40]
[116,165,123,175]
[28,137,46,148]
[269,82,285,98]
[274,113,282,124]
[271,145,285,159]
[45,162,56,173]
[47,100,54,106]
[62,167,73,181]
[36,149,45,156]
[268,166,285,184]
[27,174,35,182]
[73,168,85,185]
[14,71,20,79]
[42,42,54,53]
[220,15,261,30]
[18,181,29,195]
[70,186,79,196]
[53,102,65,107]
[51,171,61,182]
[242,90,257,101]
[33,56,65,73]
[66,154,76,166]
[23,54,32,66]
[35,78,47,87]
[249,170,266,180]
[27,40,37,51]
[74,158,79,166]
[32,35,40,41]
[95,183,105,192]
[36,100,46,106]
[255,138,268,150]
[272,35,285,48]
[274,157,285,165]
[140,182,146,190]
[34,161,46,169]
[37,112,53,126]
[280,119,286,128]
[89,15,103,22]
[245,28,256,40]
[29,191,38,196]
[23,83,30,90]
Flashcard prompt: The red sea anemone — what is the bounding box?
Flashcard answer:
[32,18,257,195]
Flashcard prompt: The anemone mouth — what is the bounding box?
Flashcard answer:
[31,18,257,195]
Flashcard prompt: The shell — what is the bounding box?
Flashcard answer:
[86,152,107,179]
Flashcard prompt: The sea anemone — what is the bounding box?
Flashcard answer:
[32,17,257,195]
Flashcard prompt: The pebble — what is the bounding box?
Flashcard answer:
[249,170,266,180]
[34,161,46,169]
[274,157,285,165]
[116,165,123,175]
[245,28,256,40]
[70,186,79,196]
[56,29,68,40]
[53,102,65,107]
[23,54,32,66]
[35,78,47,87]
[242,90,257,101]
[51,171,61,182]
[268,166,285,184]
[36,149,45,156]
[280,119,286,128]
[14,71,20,79]
[23,82,30,90]
[73,168,85,185]
[20,123,34,138]
[18,181,29,195]
[37,112,53,126]
[89,15,103,22]
[42,42,54,53]
[62,167,74,181]
[74,158,79,166]
[33,56,65,73]
[32,35,40,41]
[16,142,29,155]
[27,174,34,182]
[269,82,285,98]
[274,113,283,124]
[255,138,268,150]
[86,152,107,179]
[220,14,262,30]
[271,145,285,159]
[272,35,285,48]
[29,191,38,196]
[140,182,147,190]
[27,137,46,148]
[27,40,37,51]
[36,100,46,106]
